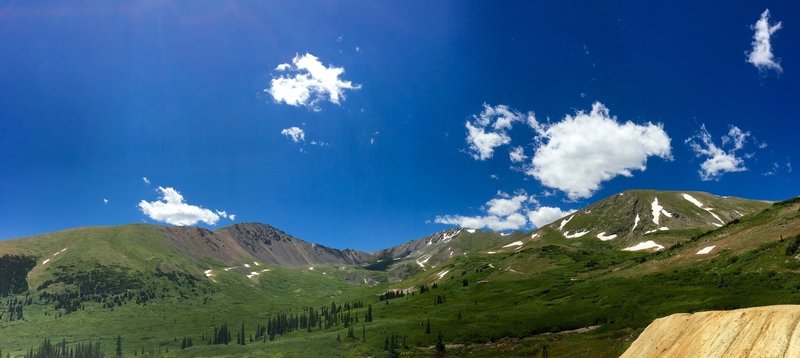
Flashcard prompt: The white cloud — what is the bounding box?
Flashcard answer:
[139,186,224,226]
[266,53,360,111]
[215,210,231,219]
[143,177,151,185]
[434,212,527,232]
[747,9,782,72]
[486,194,527,217]
[103,198,108,204]
[527,206,576,228]
[686,124,752,181]
[281,127,305,143]
[434,191,575,231]
[465,104,532,160]
[509,146,527,163]
[435,192,529,231]
[466,122,511,160]
[526,102,672,200]
[229,214,236,221]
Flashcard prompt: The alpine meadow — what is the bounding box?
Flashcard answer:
[0,2,798,358]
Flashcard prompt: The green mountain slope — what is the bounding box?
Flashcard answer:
[0,191,796,358]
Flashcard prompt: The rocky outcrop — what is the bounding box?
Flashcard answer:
[216,223,371,267]
[621,305,800,358]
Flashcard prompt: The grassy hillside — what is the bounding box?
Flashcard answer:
[0,193,796,357]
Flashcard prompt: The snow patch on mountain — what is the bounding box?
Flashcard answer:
[559,215,574,231]
[683,193,704,208]
[597,232,617,241]
[502,241,524,248]
[651,198,664,225]
[622,241,665,251]
[644,227,670,234]
[436,270,450,280]
[442,229,462,243]
[696,246,716,255]
[632,214,640,232]
[683,193,725,225]
[564,230,589,239]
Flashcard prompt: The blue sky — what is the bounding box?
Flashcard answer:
[0,1,797,251]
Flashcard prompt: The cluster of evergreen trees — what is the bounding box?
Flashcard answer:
[3,295,31,321]
[418,282,438,294]
[378,290,406,301]
[0,255,36,297]
[180,336,194,349]
[204,299,370,346]
[210,323,232,345]
[382,333,408,358]
[22,338,104,358]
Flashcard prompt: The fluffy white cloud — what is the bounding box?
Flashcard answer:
[435,193,529,231]
[509,146,527,163]
[103,198,108,204]
[686,124,752,181]
[281,127,305,143]
[747,9,782,72]
[486,194,527,217]
[434,212,528,231]
[527,206,576,228]
[465,104,534,160]
[266,53,360,111]
[434,191,575,231]
[526,102,672,200]
[466,122,511,160]
[143,177,150,185]
[139,187,225,226]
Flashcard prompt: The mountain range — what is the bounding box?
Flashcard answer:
[0,189,798,357]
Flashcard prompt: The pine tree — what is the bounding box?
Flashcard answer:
[365,304,373,322]
[425,319,431,334]
[115,335,122,358]
[435,331,445,354]
[337,333,341,342]
[362,325,366,342]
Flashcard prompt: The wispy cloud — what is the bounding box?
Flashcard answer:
[509,146,527,163]
[143,177,151,185]
[747,9,782,72]
[465,104,531,160]
[266,53,360,111]
[686,125,754,181]
[281,127,305,143]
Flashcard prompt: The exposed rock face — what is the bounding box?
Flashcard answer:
[374,228,464,260]
[621,305,800,358]
[216,223,371,267]
[161,226,252,266]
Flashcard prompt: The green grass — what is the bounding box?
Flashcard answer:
[0,196,796,357]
